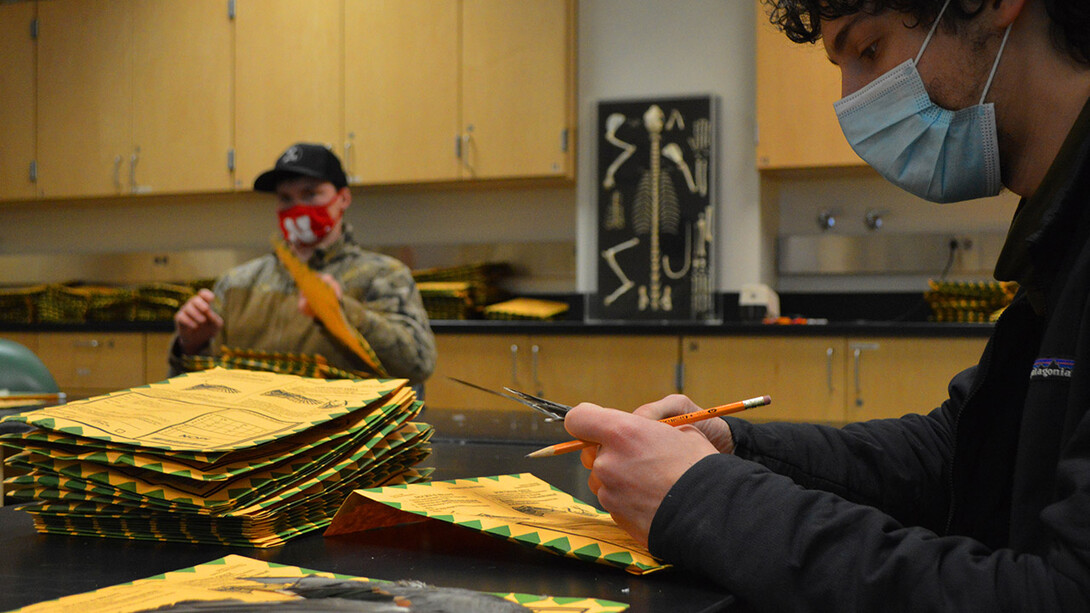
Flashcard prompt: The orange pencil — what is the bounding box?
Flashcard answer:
[526,394,772,458]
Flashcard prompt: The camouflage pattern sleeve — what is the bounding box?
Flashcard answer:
[339,257,437,384]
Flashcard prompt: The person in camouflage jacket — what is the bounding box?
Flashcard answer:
[171,143,436,385]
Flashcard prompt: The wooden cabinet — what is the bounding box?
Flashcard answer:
[529,334,679,410]
[234,0,344,190]
[130,0,234,194]
[344,0,461,184]
[0,3,37,202]
[344,0,575,185]
[682,335,988,423]
[0,331,175,400]
[36,0,233,198]
[682,336,848,423]
[845,337,986,421]
[427,333,525,410]
[36,0,133,199]
[36,332,147,399]
[754,0,861,169]
[460,0,575,180]
[427,333,679,411]
[145,331,174,385]
[5,330,989,423]
[0,332,40,355]
[19,0,574,199]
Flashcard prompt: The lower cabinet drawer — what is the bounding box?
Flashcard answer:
[36,332,146,396]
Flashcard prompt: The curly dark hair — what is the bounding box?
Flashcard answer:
[763,0,1089,65]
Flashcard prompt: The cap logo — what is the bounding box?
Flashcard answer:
[280,146,303,164]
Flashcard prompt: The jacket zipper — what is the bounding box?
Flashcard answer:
[944,308,1008,534]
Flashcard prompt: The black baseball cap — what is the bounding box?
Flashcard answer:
[253,143,349,192]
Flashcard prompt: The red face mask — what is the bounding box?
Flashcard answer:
[278,194,342,247]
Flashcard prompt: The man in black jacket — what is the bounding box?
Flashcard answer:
[565,0,1090,609]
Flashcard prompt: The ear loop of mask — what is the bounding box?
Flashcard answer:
[915,0,1013,106]
[978,25,1012,105]
[914,0,953,65]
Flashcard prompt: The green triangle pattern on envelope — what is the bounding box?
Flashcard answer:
[457,519,483,530]
[542,536,571,551]
[485,525,512,538]
[518,531,541,545]
[603,551,635,566]
[573,543,603,560]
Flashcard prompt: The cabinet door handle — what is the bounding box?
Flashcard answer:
[113,155,123,190]
[853,347,862,406]
[73,339,113,349]
[344,134,358,183]
[531,344,541,396]
[850,342,879,407]
[130,147,140,192]
[510,343,519,384]
[826,347,835,393]
[460,125,475,175]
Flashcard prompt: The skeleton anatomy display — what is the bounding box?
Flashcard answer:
[593,96,716,321]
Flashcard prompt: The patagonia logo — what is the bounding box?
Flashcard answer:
[1031,357,1074,380]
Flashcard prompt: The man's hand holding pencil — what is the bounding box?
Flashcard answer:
[562,394,766,546]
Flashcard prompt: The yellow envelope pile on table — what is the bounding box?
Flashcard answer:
[0,367,432,547]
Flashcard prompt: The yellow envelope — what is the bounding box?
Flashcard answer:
[326,472,669,575]
[274,240,388,377]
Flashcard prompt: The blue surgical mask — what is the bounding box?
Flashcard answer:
[833,0,1012,203]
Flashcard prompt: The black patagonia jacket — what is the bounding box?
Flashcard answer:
[648,98,1090,612]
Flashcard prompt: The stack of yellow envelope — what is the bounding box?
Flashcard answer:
[0,367,432,547]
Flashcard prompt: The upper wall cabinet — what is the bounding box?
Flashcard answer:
[344,0,461,184]
[3,0,576,202]
[460,0,575,180]
[36,0,233,199]
[130,1,234,194]
[36,1,131,199]
[344,0,576,185]
[233,0,345,191]
[754,1,862,170]
[0,3,37,201]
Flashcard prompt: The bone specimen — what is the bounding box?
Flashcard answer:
[605,190,625,230]
[688,118,711,197]
[662,143,698,193]
[663,223,693,280]
[665,107,685,131]
[691,206,714,317]
[601,236,640,306]
[602,113,636,190]
[631,105,680,311]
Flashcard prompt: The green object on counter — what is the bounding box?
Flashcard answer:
[0,338,59,394]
